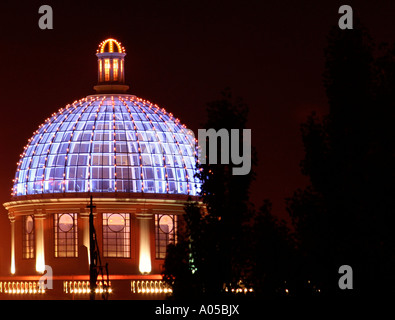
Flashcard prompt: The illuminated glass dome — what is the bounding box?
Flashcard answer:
[12,38,201,197]
[13,95,200,196]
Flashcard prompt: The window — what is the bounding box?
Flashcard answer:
[103,213,130,258]
[99,60,103,81]
[23,215,35,259]
[54,213,78,257]
[104,59,110,81]
[120,60,124,81]
[155,214,177,259]
[113,59,119,81]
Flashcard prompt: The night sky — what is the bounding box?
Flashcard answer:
[1,0,395,272]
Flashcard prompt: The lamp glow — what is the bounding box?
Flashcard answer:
[35,216,45,273]
[139,217,152,274]
[10,217,15,275]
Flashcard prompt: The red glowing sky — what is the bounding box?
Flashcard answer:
[1,0,395,272]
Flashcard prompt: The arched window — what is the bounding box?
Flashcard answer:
[155,214,177,259]
[103,213,130,258]
[23,215,35,259]
[99,60,103,81]
[54,213,78,257]
[120,60,124,81]
[104,59,110,81]
[113,59,119,81]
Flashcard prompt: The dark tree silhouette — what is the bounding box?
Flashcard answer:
[287,21,395,295]
[247,200,297,297]
[162,204,203,298]
[196,89,256,294]
[162,89,257,298]
[163,89,301,299]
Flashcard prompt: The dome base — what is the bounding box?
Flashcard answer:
[94,84,129,93]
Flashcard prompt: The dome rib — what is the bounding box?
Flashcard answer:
[125,97,170,194]
[86,96,105,192]
[37,103,76,195]
[62,98,96,193]
[111,96,119,192]
[122,96,145,193]
[173,120,196,194]
[174,121,193,195]
[117,97,132,189]
[13,108,52,196]
[157,106,190,195]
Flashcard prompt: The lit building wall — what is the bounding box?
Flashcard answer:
[3,195,200,278]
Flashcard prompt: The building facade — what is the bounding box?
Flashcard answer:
[1,38,201,299]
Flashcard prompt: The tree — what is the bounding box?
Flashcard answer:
[162,204,203,299]
[248,200,297,297]
[163,89,257,298]
[287,20,395,294]
[197,88,256,292]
